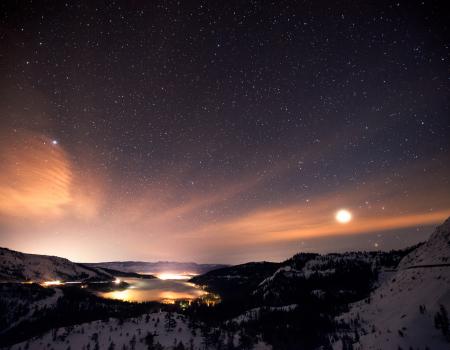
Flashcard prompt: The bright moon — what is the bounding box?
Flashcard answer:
[335,209,352,224]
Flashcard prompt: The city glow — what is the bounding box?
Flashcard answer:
[103,290,131,301]
[156,272,194,280]
[98,278,210,303]
[160,290,205,300]
[42,280,63,286]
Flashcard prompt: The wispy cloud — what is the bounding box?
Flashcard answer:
[0,130,103,220]
[0,128,449,263]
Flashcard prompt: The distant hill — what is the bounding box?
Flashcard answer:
[0,247,112,282]
[85,261,227,276]
[190,261,281,301]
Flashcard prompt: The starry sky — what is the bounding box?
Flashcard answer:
[0,1,449,264]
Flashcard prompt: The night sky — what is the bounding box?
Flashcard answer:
[0,1,449,263]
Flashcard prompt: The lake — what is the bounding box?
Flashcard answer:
[97,277,209,303]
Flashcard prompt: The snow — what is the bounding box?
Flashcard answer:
[256,266,302,292]
[311,289,326,299]
[228,304,298,325]
[334,218,450,350]
[10,312,205,350]
[0,247,111,282]
[10,311,272,350]
[398,217,450,269]
[4,219,450,350]
[1,288,63,335]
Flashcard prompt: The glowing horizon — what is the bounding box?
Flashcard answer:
[1,0,449,266]
[0,131,449,264]
[155,272,196,280]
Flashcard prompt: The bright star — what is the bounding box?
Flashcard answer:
[51,140,58,145]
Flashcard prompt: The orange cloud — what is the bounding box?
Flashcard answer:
[187,175,450,247]
[205,208,449,246]
[0,131,72,217]
[1,128,448,264]
[0,130,103,220]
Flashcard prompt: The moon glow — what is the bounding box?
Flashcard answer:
[335,209,352,224]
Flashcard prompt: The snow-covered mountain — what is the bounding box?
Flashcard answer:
[1,218,449,350]
[9,312,208,350]
[251,250,410,305]
[0,247,112,282]
[397,217,450,269]
[8,311,272,350]
[0,283,63,336]
[334,217,450,350]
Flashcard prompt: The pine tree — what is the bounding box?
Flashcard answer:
[144,331,154,349]
[164,312,176,332]
[434,304,450,340]
[174,341,186,350]
[130,335,136,350]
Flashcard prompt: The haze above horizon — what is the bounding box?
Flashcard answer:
[0,1,449,264]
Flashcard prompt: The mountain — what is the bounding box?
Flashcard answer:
[1,218,449,350]
[92,266,156,279]
[187,250,418,348]
[334,217,450,349]
[191,262,280,296]
[252,249,414,306]
[191,249,414,307]
[0,283,63,338]
[86,261,227,276]
[397,217,450,268]
[7,311,272,350]
[0,247,112,282]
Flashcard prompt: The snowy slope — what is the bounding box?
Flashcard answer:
[398,217,450,269]
[253,251,400,303]
[0,287,63,335]
[0,247,111,282]
[9,311,272,350]
[334,217,450,350]
[9,312,204,350]
[228,304,298,325]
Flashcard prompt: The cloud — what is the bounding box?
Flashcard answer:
[0,130,72,217]
[186,174,450,248]
[1,129,448,263]
[0,129,103,220]
[202,207,449,247]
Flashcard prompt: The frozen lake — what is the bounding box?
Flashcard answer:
[97,277,207,303]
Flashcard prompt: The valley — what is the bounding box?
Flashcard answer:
[1,218,449,349]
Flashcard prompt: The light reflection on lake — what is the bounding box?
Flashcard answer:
[98,277,207,303]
